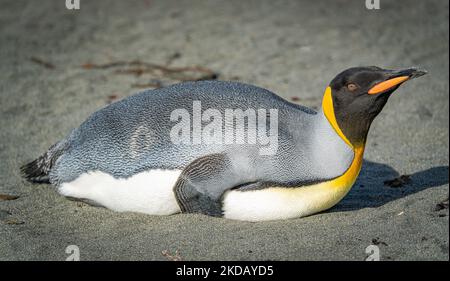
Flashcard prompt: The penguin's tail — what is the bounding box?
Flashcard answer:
[20,140,67,184]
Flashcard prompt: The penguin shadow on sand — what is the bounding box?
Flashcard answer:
[332,161,449,212]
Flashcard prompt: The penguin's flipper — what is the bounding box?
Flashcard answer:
[174,153,236,217]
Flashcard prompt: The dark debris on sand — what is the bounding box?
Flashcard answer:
[384,175,412,188]
[434,198,449,211]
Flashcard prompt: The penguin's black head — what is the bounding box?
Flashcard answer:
[326,66,427,147]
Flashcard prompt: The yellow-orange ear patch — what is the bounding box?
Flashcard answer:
[322,87,352,148]
[368,76,409,95]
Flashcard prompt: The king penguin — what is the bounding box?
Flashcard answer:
[21,66,426,221]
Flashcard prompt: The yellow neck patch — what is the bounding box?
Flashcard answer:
[322,86,353,148]
[321,86,365,191]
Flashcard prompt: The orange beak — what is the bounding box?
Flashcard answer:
[368,76,410,95]
[368,68,427,95]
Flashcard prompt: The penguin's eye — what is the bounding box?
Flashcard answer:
[346,83,359,92]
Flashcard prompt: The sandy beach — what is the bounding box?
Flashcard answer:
[0,0,448,260]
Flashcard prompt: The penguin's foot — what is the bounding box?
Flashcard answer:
[65,196,105,208]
